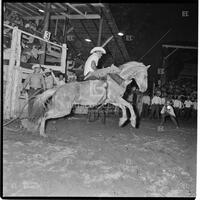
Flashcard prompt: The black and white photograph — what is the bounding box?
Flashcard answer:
[1,1,199,198]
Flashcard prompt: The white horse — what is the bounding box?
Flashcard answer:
[30,61,150,137]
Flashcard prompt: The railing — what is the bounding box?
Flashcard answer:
[3,23,67,73]
[3,24,68,119]
[4,24,67,49]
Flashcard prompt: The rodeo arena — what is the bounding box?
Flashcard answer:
[2,2,199,198]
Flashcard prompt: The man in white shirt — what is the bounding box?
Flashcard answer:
[184,96,193,120]
[149,91,162,119]
[141,92,150,118]
[173,95,183,119]
[159,100,179,129]
[84,47,106,79]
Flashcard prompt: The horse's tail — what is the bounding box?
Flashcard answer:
[30,88,57,122]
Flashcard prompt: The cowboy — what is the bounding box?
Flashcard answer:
[22,64,46,118]
[84,46,106,80]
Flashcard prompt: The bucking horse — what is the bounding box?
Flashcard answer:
[29,61,150,137]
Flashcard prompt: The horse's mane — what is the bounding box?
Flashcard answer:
[119,61,146,71]
[119,61,147,80]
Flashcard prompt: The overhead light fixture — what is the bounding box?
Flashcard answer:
[85,38,92,42]
[118,32,124,36]
[38,9,45,13]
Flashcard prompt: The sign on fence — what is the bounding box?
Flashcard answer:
[44,31,51,41]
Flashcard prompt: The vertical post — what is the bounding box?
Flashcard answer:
[61,44,67,74]
[63,17,68,43]
[97,17,103,46]
[63,19,66,36]
[63,17,69,82]
[10,30,22,118]
[152,80,155,96]
[55,18,58,36]
[40,2,51,64]
[4,27,18,119]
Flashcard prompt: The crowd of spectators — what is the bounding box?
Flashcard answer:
[139,78,197,123]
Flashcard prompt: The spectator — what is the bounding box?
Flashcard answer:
[173,95,184,119]
[160,93,167,115]
[141,91,151,118]
[51,71,66,87]
[27,44,44,64]
[43,68,56,89]
[184,96,193,120]
[159,100,179,131]
[149,91,162,119]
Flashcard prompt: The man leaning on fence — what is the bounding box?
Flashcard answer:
[22,64,46,119]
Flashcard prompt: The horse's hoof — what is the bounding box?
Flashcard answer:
[40,133,47,137]
[130,120,136,128]
[119,118,127,127]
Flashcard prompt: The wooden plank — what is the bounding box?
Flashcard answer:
[10,67,22,117]
[61,44,67,74]
[4,27,18,119]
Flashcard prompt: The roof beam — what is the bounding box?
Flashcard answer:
[23,15,66,20]
[28,3,62,13]
[68,14,100,19]
[79,20,96,46]
[162,44,198,50]
[15,3,41,15]
[6,4,32,16]
[66,3,87,18]
[23,14,100,20]
[27,3,42,11]
[71,3,104,7]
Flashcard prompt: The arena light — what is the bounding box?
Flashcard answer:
[85,38,92,42]
[118,32,124,36]
[38,9,45,13]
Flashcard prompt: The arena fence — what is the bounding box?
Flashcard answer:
[3,24,67,119]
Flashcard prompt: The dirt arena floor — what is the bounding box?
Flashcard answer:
[3,115,197,197]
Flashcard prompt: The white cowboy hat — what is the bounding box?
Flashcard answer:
[32,64,41,69]
[90,47,106,54]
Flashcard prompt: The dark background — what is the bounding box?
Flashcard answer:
[109,3,198,86]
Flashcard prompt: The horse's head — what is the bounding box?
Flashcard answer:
[119,61,150,93]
